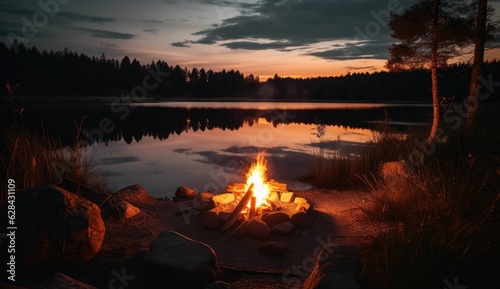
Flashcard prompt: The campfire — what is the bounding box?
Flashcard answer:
[244,153,270,209]
[213,153,309,233]
[184,152,312,239]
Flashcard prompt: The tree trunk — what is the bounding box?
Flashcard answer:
[428,0,440,143]
[466,0,488,135]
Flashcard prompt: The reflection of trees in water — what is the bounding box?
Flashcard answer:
[14,106,430,146]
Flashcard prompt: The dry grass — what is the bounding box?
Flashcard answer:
[360,126,500,289]
[1,120,107,204]
[302,121,412,189]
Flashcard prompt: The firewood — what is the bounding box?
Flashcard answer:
[267,180,287,192]
[222,183,254,233]
[226,182,245,190]
[249,197,257,219]
[269,200,278,211]
[226,183,246,195]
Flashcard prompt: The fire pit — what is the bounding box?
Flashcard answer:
[200,153,313,239]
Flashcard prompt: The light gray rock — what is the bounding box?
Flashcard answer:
[143,230,220,288]
[17,186,105,268]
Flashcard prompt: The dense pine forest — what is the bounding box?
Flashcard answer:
[1,40,499,102]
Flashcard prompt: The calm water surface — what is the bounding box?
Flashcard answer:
[87,102,429,197]
[13,101,431,197]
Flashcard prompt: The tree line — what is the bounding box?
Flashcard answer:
[0,40,499,102]
[0,40,259,99]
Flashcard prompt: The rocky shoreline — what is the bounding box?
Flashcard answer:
[2,184,370,289]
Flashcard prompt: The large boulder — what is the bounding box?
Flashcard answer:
[303,244,360,289]
[142,231,220,288]
[17,186,105,269]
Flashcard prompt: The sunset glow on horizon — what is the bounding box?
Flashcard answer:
[1,0,499,79]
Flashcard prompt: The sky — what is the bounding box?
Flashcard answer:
[1,0,499,79]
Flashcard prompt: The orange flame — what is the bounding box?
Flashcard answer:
[245,153,270,208]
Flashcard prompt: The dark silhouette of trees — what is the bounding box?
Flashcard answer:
[386,0,482,142]
[0,40,498,103]
[466,0,494,134]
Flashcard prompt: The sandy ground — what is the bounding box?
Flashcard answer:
[78,187,375,289]
[0,187,375,288]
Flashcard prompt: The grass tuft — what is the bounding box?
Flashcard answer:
[1,121,107,205]
[360,123,500,289]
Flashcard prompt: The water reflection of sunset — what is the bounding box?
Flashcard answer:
[92,116,374,198]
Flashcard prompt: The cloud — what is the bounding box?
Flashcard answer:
[55,12,117,25]
[173,148,192,153]
[0,3,36,16]
[171,40,191,47]
[186,145,312,182]
[100,41,119,49]
[222,40,304,50]
[307,41,391,60]
[344,65,378,71]
[187,0,414,59]
[73,27,135,39]
[143,28,157,33]
[0,3,117,25]
[0,3,129,41]
[141,19,164,24]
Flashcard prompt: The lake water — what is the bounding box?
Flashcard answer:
[15,101,431,197]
